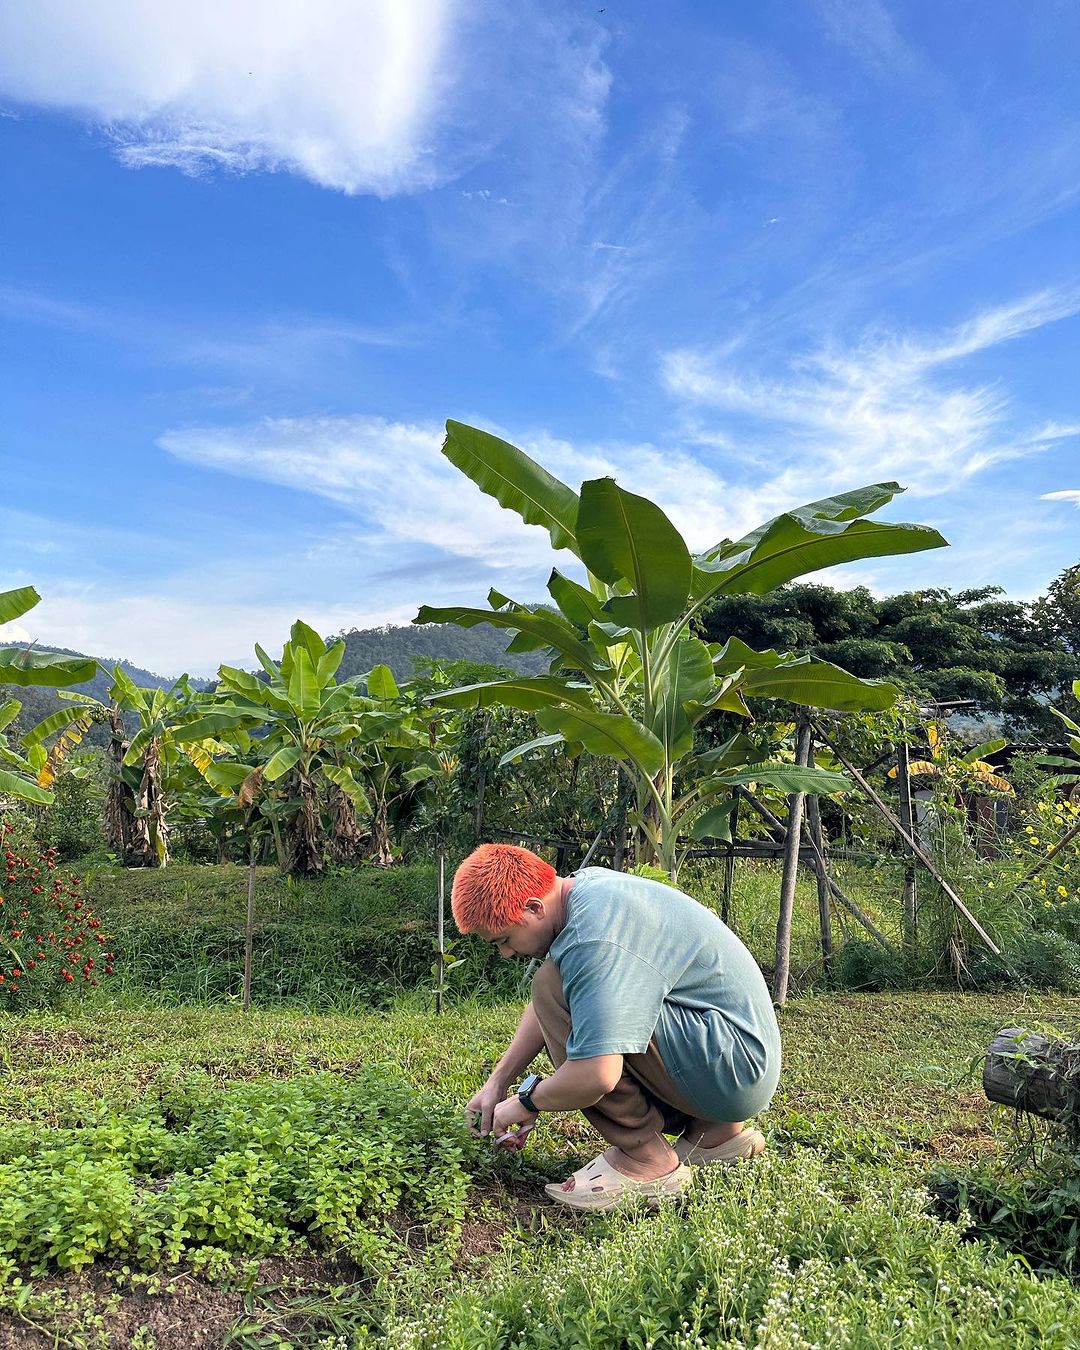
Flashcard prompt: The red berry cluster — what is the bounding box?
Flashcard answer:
[0,823,115,1002]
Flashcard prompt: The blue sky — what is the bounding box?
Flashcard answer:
[1,0,1078,677]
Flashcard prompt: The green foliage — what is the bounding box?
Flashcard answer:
[832,937,907,992]
[85,861,518,1008]
[378,1146,1078,1349]
[0,1071,471,1276]
[970,931,1080,995]
[931,1150,1080,1282]
[29,747,109,861]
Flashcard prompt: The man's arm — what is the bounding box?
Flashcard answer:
[529,1055,623,1109]
[487,1052,625,1145]
[465,1001,547,1135]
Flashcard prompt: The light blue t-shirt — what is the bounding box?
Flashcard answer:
[547,868,781,1123]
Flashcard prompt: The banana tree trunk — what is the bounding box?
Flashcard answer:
[126,739,169,868]
[370,793,395,867]
[104,708,132,856]
[285,773,325,875]
[328,784,365,865]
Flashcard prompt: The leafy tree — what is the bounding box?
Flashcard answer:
[703,583,1076,738]
[417,421,945,876]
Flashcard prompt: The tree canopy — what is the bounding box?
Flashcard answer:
[701,570,1080,739]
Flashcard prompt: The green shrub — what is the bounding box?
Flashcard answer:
[969,930,1080,993]
[0,1071,472,1275]
[930,1153,1080,1281]
[832,937,907,992]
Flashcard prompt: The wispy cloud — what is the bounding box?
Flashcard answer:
[810,0,921,79]
[662,287,1080,497]
[1042,489,1080,507]
[0,0,458,195]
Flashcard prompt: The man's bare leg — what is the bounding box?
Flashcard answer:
[679,1119,745,1148]
[600,1134,680,1181]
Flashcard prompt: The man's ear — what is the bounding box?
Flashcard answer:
[524,897,545,918]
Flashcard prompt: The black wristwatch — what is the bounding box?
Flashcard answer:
[517,1072,543,1115]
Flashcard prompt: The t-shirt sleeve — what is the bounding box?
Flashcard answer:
[557,938,670,1059]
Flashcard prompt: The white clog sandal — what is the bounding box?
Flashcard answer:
[675,1128,766,1167]
[544,1152,693,1211]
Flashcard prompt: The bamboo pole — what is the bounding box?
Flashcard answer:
[813,722,1000,956]
[805,791,834,981]
[721,795,740,928]
[773,720,812,1006]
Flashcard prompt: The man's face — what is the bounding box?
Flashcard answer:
[476,898,552,960]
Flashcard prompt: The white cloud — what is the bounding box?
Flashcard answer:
[662,287,1080,498]
[0,0,457,195]
[1041,489,1080,507]
[811,0,920,78]
[158,413,796,577]
[0,623,32,644]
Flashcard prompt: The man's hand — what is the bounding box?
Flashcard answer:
[491,1095,538,1152]
[464,1079,508,1137]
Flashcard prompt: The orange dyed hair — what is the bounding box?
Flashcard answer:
[451,844,556,935]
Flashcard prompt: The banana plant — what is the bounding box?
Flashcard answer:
[106,669,211,867]
[174,621,371,874]
[349,663,444,866]
[0,585,98,805]
[416,421,948,876]
[887,722,1013,794]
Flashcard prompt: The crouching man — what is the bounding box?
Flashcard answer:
[456,844,781,1211]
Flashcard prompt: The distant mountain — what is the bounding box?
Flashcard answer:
[333,622,548,683]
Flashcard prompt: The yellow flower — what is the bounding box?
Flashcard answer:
[1045,900,1053,908]
[1058,886,1068,897]
[1031,837,1040,845]
[987,882,995,889]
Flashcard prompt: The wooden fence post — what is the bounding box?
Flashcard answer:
[812,722,1000,957]
[436,849,446,1016]
[242,844,256,1012]
[773,719,813,1006]
[805,780,833,982]
[721,795,740,928]
[895,739,918,961]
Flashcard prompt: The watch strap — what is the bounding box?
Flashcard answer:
[517,1074,542,1114]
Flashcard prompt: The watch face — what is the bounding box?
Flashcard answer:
[519,1073,540,1094]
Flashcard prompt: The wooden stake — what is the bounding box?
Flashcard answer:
[813,722,1000,956]
[721,795,740,928]
[895,740,918,960]
[242,845,256,1012]
[436,849,446,1016]
[805,790,833,982]
[773,719,812,1006]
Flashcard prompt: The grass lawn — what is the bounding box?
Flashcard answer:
[2,988,1079,1348]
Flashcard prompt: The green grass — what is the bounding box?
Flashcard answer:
[3,856,1078,1347]
[2,990,1080,1346]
